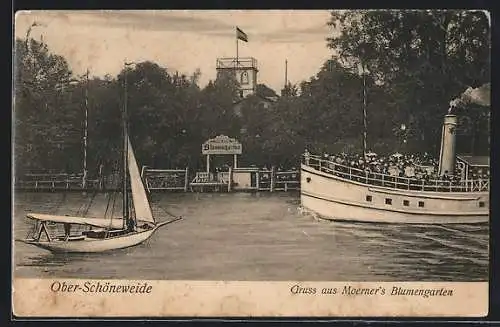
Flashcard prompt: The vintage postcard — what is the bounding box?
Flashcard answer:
[12,9,490,317]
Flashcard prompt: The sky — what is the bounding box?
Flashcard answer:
[14,10,335,93]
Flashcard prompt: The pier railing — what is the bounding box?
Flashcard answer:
[303,154,489,193]
[256,169,300,191]
[190,172,228,184]
[141,167,189,192]
[15,173,102,191]
[276,172,300,191]
[188,168,300,192]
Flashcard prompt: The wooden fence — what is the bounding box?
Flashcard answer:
[15,166,301,193]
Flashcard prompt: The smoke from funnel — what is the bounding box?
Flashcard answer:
[448,83,490,113]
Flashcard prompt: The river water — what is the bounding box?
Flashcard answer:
[13,191,488,281]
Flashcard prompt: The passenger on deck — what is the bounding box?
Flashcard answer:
[311,150,489,185]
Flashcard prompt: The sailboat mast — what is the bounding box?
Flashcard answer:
[122,64,129,225]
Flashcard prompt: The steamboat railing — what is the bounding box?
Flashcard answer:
[303,154,489,193]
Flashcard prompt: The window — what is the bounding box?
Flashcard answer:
[240,71,249,85]
[306,177,311,183]
[385,198,392,205]
[366,195,372,202]
[418,201,425,208]
[479,201,485,208]
[403,200,409,206]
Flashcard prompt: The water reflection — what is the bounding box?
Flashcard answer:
[23,252,92,267]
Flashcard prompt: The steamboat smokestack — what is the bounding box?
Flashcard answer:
[438,114,458,176]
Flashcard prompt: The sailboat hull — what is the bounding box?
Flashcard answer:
[22,226,160,254]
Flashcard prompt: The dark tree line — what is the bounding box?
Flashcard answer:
[13,10,490,177]
[327,10,490,154]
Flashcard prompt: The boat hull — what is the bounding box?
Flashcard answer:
[23,227,159,253]
[300,164,489,224]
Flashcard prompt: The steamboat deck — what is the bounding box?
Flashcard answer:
[300,154,489,224]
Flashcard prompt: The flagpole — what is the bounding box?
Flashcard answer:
[82,68,89,189]
[285,59,288,88]
[236,27,239,69]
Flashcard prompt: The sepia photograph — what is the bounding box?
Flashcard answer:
[12,9,490,317]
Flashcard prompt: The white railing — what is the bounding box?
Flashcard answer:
[303,154,489,193]
[142,167,189,191]
[274,171,300,191]
[16,172,102,190]
[191,172,230,184]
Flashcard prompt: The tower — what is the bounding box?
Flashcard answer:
[216,57,258,98]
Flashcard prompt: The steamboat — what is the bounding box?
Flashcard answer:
[300,113,490,224]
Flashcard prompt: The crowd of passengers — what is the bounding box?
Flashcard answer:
[304,150,489,183]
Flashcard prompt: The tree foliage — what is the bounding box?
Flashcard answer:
[13,11,490,177]
[326,10,490,154]
[14,38,77,174]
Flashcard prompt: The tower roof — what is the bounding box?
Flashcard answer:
[216,57,258,71]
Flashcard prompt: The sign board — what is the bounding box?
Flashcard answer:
[202,135,242,155]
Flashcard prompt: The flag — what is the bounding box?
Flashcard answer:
[236,27,248,42]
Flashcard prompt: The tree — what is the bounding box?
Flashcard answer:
[116,62,206,168]
[280,82,298,97]
[14,37,79,173]
[327,10,491,154]
[256,83,278,98]
[197,71,241,139]
[297,59,368,154]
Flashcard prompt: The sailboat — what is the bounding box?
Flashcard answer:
[18,72,182,253]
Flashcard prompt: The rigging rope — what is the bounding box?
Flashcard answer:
[75,199,86,216]
[156,202,180,219]
[104,192,112,218]
[110,191,117,220]
[51,193,66,214]
[105,164,119,231]
[105,189,118,232]
[25,220,38,239]
[82,191,98,217]
[105,192,115,237]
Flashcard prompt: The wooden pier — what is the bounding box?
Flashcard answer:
[15,166,300,193]
[141,167,189,192]
[141,166,300,192]
[14,173,102,192]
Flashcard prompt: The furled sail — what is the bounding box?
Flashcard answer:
[127,137,155,224]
